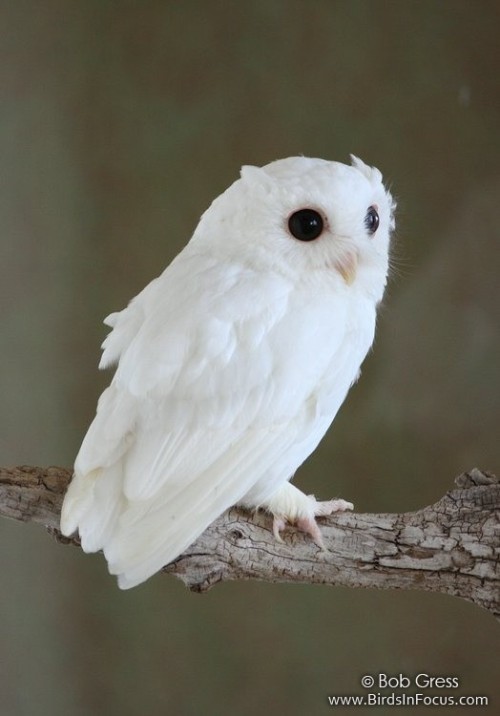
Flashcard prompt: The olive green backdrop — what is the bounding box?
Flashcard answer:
[1,1,499,715]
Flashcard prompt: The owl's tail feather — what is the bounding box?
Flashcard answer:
[60,463,126,554]
[61,426,288,589]
[105,447,261,589]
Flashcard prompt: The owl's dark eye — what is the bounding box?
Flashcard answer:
[364,206,379,235]
[288,209,324,242]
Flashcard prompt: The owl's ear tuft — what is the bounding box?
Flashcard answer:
[240,164,276,192]
[240,164,268,186]
[350,155,382,185]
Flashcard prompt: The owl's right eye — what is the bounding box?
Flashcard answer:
[288,209,324,242]
[364,205,379,235]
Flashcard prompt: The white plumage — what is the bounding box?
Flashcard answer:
[61,155,395,589]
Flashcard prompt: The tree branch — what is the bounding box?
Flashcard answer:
[1,465,499,619]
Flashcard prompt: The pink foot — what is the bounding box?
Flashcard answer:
[272,498,353,549]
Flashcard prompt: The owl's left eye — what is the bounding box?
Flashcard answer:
[364,206,379,235]
[288,209,324,242]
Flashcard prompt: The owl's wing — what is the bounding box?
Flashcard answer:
[61,249,349,588]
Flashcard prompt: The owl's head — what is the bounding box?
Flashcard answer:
[191,156,396,302]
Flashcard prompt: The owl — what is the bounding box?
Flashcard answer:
[61,156,395,588]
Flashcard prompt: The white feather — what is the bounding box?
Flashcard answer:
[61,155,395,588]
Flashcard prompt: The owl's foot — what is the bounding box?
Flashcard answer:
[265,483,353,549]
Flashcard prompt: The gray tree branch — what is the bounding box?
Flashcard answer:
[0,465,499,619]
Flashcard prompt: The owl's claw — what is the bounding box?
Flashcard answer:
[271,495,353,549]
[296,515,327,550]
[313,498,354,516]
[272,516,286,542]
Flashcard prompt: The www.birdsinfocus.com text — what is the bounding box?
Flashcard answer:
[327,673,489,708]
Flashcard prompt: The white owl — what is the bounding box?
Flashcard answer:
[61,156,395,589]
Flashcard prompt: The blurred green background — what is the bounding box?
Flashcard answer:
[1,1,499,714]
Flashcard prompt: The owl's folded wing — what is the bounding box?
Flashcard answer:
[61,251,349,588]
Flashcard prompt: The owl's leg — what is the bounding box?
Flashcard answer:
[261,482,353,549]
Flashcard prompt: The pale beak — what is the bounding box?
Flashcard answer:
[335,251,358,285]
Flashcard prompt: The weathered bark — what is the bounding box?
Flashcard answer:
[0,465,499,619]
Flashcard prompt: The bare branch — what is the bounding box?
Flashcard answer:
[1,465,499,619]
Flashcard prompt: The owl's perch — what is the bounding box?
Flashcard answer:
[0,465,498,619]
